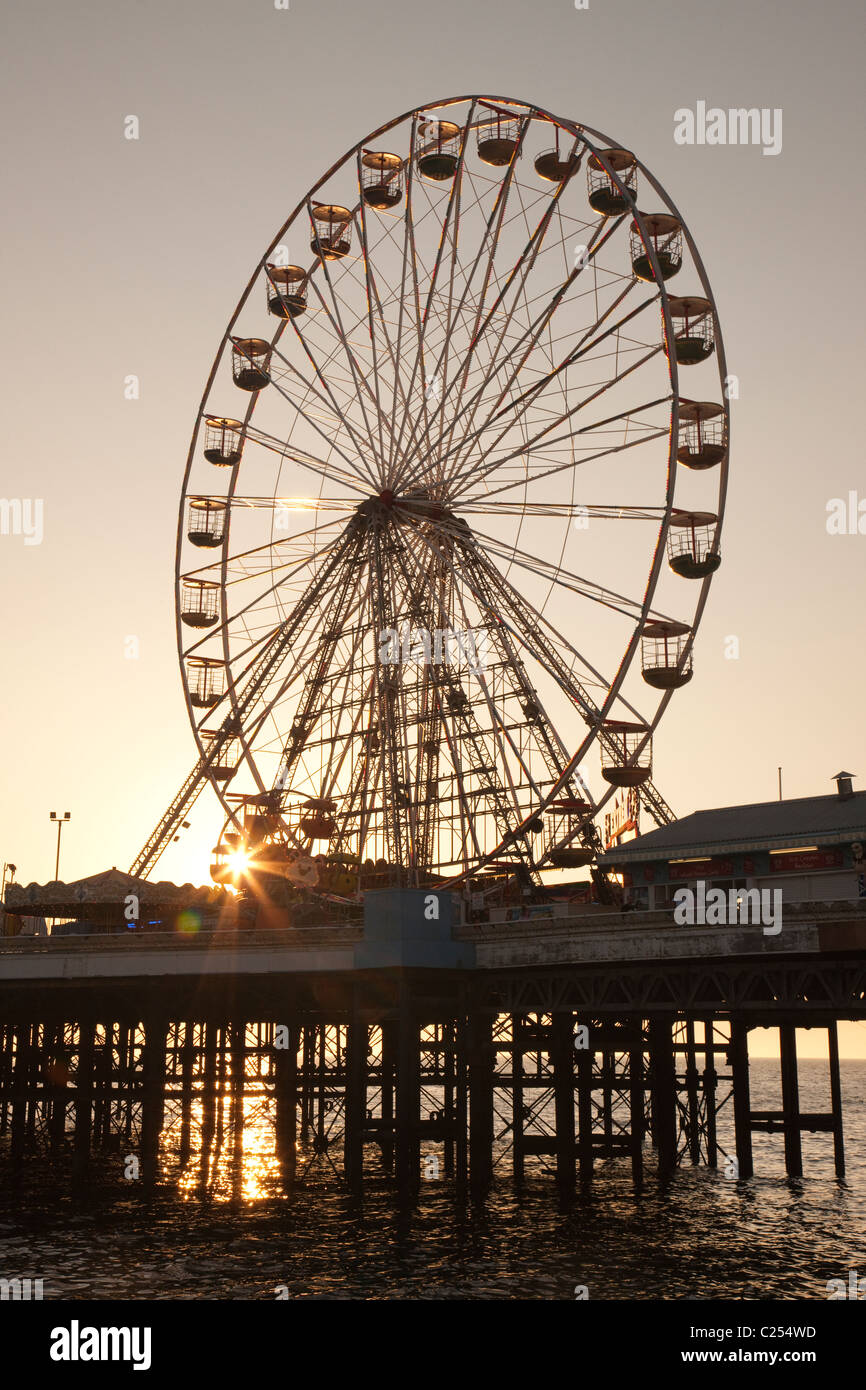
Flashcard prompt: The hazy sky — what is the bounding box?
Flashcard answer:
[1,0,864,1058]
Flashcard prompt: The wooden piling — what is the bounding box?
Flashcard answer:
[729,1018,753,1179]
[344,994,367,1190]
[395,983,420,1196]
[826,1020,845,1179]
[141,1012,167,1187]
[648,1016,677,1178]
[629,1028,644,1188]
[274,1021,300,1183]
[552,1011,576,1191]
[72,1016,96,1185]
[576,1019,594,1184]
[467,1008,494,1197]
[779,1023,802,1178]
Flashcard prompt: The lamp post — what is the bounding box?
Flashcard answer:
[49,811,71,880]
[0,863,13,940]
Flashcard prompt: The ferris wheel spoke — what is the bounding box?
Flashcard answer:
[299,198,391,470]
[458,500,666,521]
[469,396,670,495]
[267,243,407,470]
[246,358,377,492]
[446,348,669,506]
[435,195,598,488]
[394,150,583,494]
[392,115,535,480]
[293,188,429,480]
[220,520,349,594]
[354,168,415,475]
[434,199,625,485]
[210,494,359,513]
[480,285,657,434]
[196,589,359,747]
[388,104,478,473]
[451,430,670,522]
[268,318,385,492]
[243,425,371,497]
[449,517,665,623]
[301,262,397,488]
[466,541,654,732]
[180,528,351,673]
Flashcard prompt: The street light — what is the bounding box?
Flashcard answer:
[1,862,16,897]
[49,811,71,881]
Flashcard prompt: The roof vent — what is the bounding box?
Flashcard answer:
[833,771,856,800]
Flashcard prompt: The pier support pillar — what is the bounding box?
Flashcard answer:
[629,1026,645,1188]
[141,1013,167,1188]
[344,995,367,1191]
[179,1022,195,1168]
[395,983,420,1197]
[779,1023,802,1178]
[703,1019,718,1167]
[729,1018,753,1179]
[274,1021,300,1184]
[576,1018,594,1184]
[552,1012,576,1192]
[468,1009,494,1198]
[10,1023,33,1166]
[72,1016,96,1185]
[511,1014,525,1184]
[827,1021,845,1179]
[684,1020,701,1164]
[200,1020,218,1188]
[649,1016,677,1178]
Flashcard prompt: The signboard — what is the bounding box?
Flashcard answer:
[604,788,640,848]
[769,849,844,874]
[668,857,734,880]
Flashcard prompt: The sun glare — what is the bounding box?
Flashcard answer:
[228,849,251,876]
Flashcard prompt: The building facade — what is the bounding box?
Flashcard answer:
[599,777,866,911]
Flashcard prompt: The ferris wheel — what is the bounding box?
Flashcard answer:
[131,95,729,896]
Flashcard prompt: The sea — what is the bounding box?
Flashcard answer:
[0,1059,863,1302]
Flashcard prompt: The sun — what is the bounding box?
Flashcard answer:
[227,848,251,876]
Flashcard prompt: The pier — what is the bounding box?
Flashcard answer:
[2,895,863,1197]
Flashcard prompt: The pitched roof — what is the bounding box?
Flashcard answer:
[599,790,866,865]
[4,868,226,913]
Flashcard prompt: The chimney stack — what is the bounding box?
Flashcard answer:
[833,770,856,800]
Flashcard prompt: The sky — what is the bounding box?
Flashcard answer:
[1,0,864,1057]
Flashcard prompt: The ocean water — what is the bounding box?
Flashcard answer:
[0,1059,863,1301]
